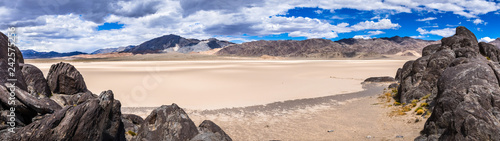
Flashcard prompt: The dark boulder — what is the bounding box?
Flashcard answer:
[132,103,199,141]
[1,90,126,141]
[20,64,51,97]
[479,42,500,62]
[12,85,61,114]
[46,62,88,95]
[122,114,144,140]
[388,83,398,89]
[416,57,500,140]
[50,91,96,107]
[395,32,457,104]
[396,26,500,140]
[363,76,396,83]
[191,120,232,141]
[0,32,27,91]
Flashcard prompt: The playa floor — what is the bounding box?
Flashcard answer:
[29,59,425,140]
[30,60,407,109]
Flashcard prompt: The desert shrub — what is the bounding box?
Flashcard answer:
[393,102,401,106]
[421,94,431,100]
[420,103,429,107]
[402,105,412,112]
[487,56,491,60]
[416,109,424,115]
[414,107,423,112]
[410,99,419,107]
[128,130,137,136]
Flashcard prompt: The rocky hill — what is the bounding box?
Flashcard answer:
[0,32,232,140]
[216,36,439,58]
[394,26,500,140]
[489,38,500,48]
[91,45,135,54]
[123,34,234,54]
[21,49,87,59]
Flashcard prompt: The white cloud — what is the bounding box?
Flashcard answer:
[417,27,455,37]
[416,17,437,21]
[353,35,372,39]
[473,19,484,25]
[479,37,495,43]
[314,10,323,14]
[351,19,400,31]
[353,30,385,39]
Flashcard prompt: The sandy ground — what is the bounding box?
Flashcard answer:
[27,59,426,140]
[29,60,408,109]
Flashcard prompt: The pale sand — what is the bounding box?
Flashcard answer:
[28,59,425,140]
[29,60,407,110]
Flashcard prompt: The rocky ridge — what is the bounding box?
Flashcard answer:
[0,32,231,140]
[216,36,439,58]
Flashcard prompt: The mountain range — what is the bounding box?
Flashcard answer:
[21,49,87,59]
[216,36,440,58]
[20,35,500,59]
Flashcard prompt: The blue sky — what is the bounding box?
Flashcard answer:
[1,0,500,53]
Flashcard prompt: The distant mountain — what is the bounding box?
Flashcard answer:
[123,34,234,54]
[21,49,87,59]
[216,36,440,58]
[489,38,500,48]
[91,45,135,54]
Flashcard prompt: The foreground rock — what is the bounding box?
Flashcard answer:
[191,120,232,141]
[46,62,88,95]
[122,114,144,140]
[21,64,51,97]
[396,26,500,140]
[2,90,126,141]
[133,104,232,141]
[133,104,199,141]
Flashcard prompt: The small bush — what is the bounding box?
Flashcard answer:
[416,109,424,115]
[487,56,491,60]
[411,99,419,107]
[393,102,401,106]
[414,107,423,112]
[127,130,137,136]
[420,103,429,107]
[402,105,412,112]
[422,94,431,100]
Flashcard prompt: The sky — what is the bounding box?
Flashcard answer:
[1,0,500,53]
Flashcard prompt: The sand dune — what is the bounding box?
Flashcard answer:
[31,60,407,110]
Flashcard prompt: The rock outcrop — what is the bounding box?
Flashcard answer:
[191,120,232,141]
[395,26,500,140]
[3,90,126,141]
[20,64,51,97]
[132,104,232,141]
[46,62,88,95]
[122,114,144,140]
[133,104,200,141]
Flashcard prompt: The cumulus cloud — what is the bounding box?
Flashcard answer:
[473,19,484,25]
[416,17,437,21]
[479,37,495,43]
[417,27,455,37]
[353,30,385,39]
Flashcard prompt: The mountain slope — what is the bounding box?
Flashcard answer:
[124,34,233,54]
[217,36,439,58]
[489,38,500,48]
[21,49,87,59]
[91,45,135,54]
